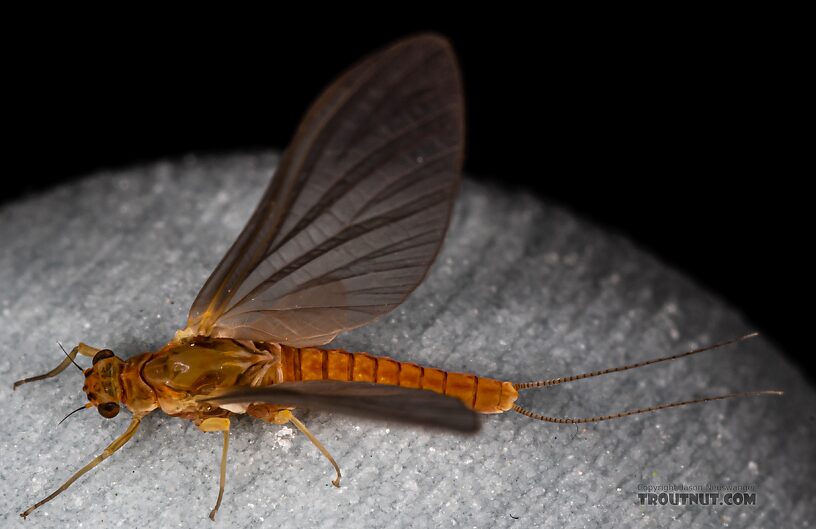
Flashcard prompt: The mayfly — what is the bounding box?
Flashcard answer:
[14,34,781,520]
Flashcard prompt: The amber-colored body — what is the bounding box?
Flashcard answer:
[99,338,518,427]
[16,35,778,521]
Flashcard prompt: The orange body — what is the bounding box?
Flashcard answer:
[17,35,777,522]
[107,338,518,423]
[279,345,518,414]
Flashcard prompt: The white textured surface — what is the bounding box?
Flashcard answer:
[1,153,813,528]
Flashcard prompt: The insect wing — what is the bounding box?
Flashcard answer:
[203,381,481,433]
[183,34,465,347]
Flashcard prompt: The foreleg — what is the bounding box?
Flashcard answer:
[14,343,102,389]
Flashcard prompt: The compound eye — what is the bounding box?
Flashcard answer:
[98,402,120,418]
[92,349,115,365]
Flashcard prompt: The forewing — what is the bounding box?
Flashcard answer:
[202,381,480,433]
[184,34,464,346]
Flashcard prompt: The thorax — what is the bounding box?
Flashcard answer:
[140,337,283,416]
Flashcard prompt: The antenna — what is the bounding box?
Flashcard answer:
[58,403,92,425]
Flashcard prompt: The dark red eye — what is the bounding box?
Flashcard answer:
[97,402,120,418]
[92,349,115,365]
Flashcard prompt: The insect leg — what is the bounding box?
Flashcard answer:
[13,342,102,389]
[198,417,231,521]
[20,415,142,518]
[274,410,342,488]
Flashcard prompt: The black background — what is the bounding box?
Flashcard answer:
[6,12,809,380]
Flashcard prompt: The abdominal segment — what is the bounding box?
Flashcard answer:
[280,346,518,414]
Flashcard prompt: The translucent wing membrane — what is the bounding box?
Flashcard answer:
[184,35,464,346]
[202,381,481,433]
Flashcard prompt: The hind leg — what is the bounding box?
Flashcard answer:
[247,404,341,487]
[197,417,231,520]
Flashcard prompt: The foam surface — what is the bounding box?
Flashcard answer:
[1,153,812,528]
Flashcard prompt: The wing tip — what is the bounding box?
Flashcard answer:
[396,32,455,51]
[380,32,459,74]
[446,413,482,435]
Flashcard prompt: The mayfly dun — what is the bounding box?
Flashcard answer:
[14,34,782,520]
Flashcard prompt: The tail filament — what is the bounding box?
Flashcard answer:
[514,333,758,391]
[512,390,783,424]
[512,333,783,423]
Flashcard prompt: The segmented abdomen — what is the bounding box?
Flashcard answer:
[279,346,518,414]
